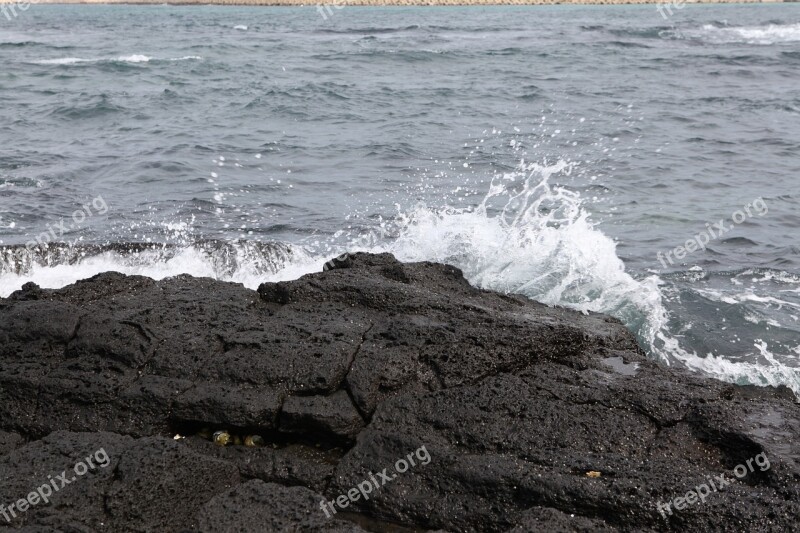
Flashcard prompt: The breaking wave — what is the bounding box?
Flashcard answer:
[0,240,312,296]
[1,160,797,397]
[689,22,800,45]
[30,55,202,65]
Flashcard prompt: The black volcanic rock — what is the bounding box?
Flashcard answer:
[0,252,798,532]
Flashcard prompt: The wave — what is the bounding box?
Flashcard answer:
[0,176,42,188]
[689,23,800,45]
[2,161,797,398]
[0,41,75,49]
[608,27,675,40]
[0,41,41,48]
[30,55,202,66]
[0,240,308,296]
[606,23,800,46]
[314,25,422,35]
[310,49,455,62]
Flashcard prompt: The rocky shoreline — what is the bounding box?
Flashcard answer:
[1,253,798,531]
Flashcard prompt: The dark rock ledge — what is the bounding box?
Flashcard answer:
[0,253,798,532]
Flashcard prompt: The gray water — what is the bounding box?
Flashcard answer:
[1,4,799,394]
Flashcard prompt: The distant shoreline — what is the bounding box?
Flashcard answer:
[0,0,793,5]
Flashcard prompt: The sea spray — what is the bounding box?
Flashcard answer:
[383,160,800,397]
[0,160,797,397]
[388,160,666,351]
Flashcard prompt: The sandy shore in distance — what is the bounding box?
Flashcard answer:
[0,0,793,5]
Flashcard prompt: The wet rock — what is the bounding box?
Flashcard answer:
[0,252,797,531]
[104,437,240,531]
[0,431,132,530]
[0,431,24,457]
[194,480,366,532]
[280,390,366,439]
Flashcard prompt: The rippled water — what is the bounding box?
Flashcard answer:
[1,5,799,395]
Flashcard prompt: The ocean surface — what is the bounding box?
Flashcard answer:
[1,4,799,395]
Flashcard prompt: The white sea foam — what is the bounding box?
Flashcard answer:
[694,23,800,45]
[0,244,318,298]
[31,55,150,65]
[117,54,151,63]
[30,55,201,65]
[660,335,800,396]
[32,57,90,65]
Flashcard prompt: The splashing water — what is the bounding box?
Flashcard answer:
[387,161,667,349]
[383,160,800,397]
[390,161,658,316]
[0,160,797,397]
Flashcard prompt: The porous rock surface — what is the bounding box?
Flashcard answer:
[0,252,798,532]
